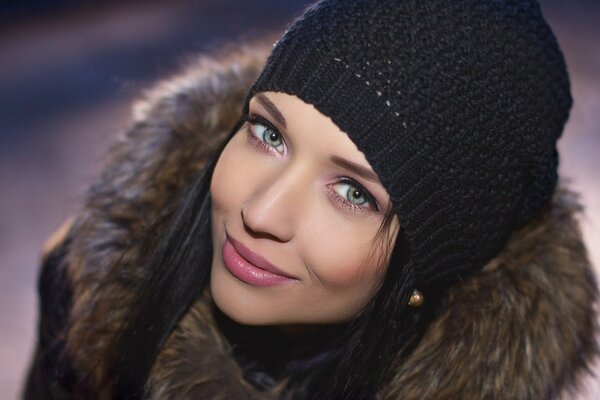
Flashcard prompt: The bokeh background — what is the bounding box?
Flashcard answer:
[0,1,598,398]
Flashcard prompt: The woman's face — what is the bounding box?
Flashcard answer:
[210,91,399,327]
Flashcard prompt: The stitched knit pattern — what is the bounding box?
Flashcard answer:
[245,0,571,288]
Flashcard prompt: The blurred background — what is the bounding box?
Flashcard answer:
[0,0,598,398]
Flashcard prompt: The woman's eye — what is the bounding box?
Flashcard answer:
[255,124,283,149]
[330,180,379,214]
[244,114,286,155]
[334,182,368,206]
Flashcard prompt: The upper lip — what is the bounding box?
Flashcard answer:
[226,233,298,280]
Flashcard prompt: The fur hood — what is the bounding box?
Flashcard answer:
[29,39,598,399]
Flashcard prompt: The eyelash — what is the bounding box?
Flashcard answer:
[240,113,380,215]
[242,114,285,155]
[327,178,380,214]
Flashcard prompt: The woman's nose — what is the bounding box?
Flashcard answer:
[240,169,306,242]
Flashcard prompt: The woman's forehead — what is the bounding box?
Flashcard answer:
[249,91,377,175]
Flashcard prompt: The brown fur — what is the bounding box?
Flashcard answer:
[40,37,598,399]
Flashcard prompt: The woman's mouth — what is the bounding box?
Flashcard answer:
[222,233,300,287]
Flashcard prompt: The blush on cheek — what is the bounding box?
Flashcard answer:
[305,222,387,289]
[210,176,229,212]
[310,250,383,289]
[210,149,247,209]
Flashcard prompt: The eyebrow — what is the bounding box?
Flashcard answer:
[255,93,287,128]
[330,155,380,183]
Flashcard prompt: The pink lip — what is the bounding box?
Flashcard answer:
[222,233,299,287]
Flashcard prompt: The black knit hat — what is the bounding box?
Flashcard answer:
[245,0,571,292]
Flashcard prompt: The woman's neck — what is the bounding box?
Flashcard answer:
[212,301,348,390]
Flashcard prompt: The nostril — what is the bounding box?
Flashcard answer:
[240,206,291,242]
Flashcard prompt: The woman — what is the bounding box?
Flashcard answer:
[25,0,598,399]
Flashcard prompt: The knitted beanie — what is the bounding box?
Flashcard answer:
[244,0,572,291]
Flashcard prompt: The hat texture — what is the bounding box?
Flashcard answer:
[246,0,572,289]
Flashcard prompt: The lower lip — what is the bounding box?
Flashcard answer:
[222,238,298,287]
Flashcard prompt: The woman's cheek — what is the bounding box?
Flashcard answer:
[306,225,384,289]
[211,138,253,208]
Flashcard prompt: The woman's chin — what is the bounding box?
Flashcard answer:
[209,266,276,326]
[213,299,257,326]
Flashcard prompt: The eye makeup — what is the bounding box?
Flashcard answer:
[240,112,382,216]
[326,178,380,215]
[242,114,287,156]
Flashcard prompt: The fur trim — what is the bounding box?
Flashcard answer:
[64,38,276,396]
[57,37,598,399]
[380,185,599,399]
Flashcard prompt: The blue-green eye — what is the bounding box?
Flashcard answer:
[337,183,367,205]
[328,177,380,214]
[256,124,283,148]
[245,114,285,155]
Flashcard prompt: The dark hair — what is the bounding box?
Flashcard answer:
[102,119,439,399]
